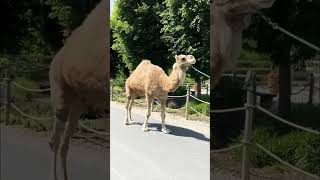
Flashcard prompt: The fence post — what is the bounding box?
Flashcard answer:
[5,70,11,125]
[111,83,114,101]
[185,84,190,120]
[0,70,2,123]
[308,73,314,106]
[206,83,209,95]
[241,71,256,180]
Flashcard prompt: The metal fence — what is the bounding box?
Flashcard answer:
[111,83,210,120]
[211,71,320,180]
[0,70,106,137]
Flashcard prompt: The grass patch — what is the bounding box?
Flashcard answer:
[229,105,320,176]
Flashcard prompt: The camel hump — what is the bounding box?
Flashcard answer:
[138,59,151,66]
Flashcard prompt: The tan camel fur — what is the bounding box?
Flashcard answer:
[211,0,275,87]
[49,1,109,180]
[125,55,196,134]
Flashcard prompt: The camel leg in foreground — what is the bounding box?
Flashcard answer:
[142,96,152,131]
[49,88,70,180]
[60,105,82,180]
[160,98,171,134]
[125,97,135,125]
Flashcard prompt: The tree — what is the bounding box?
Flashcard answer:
[247,0,320,117]
[111,0,170,72]
[160,0,210,97]
[45,0,101,38]
[110,29,129,79]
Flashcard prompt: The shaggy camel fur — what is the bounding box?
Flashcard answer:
[211,0,275,87]
[125,55,196,134]
[49,1,109,180]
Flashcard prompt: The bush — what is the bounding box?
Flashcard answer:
[12,77,39,100]
[188,95,210,116]
[231,128,320,175]
[211,77,246,147]
[168,85,187,96]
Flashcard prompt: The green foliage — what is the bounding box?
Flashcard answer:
[111,0,170,71]
[229,104,320,175]
[188,96,210,116]
[13,77,39,100]
[18,9,52,55]
[7,99,53,131]
[239,49,271,62]
[289,104,320,129]
[112,0,210,82]
[169,86,187,96]
[249,1,320,63]
[213,77,245,108]
[45,0,72,34]
[0,56,10,68]
[160,0,210,80]
[240,129,320,175]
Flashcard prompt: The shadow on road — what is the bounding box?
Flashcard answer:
[146,123,210,142]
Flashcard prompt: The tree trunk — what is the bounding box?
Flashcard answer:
[278,50,291,118]
[196,80,202,98]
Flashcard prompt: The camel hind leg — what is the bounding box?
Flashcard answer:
[49,90,70,180]
[60,105,81,180]
[50,109,69,180]
[49,83,70,180]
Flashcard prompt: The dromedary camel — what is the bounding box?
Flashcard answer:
[49,1,109,180]
[211,0,275,87]
[125,55,196,134]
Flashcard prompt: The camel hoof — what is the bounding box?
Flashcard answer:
[142,127,150,132]
[125,120,135,125]
[162,128,172,134]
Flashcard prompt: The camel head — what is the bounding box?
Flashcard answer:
[211,0,275,87]
[174,54,196,70]
[170,54,196,88]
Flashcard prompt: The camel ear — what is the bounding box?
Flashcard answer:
[175,55,178,61]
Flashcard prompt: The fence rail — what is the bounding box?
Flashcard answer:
[0,72,106,137]
[12,81,51,92]
[211,107,246,113]
[211,71,320,180]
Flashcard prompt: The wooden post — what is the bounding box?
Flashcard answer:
[5,70,11,125]
[111,83,114,101]
[0,70,2,123]
[206,83,209,95]
[185,84,190,120]
[308,73,314,106]
[241,71,256,180]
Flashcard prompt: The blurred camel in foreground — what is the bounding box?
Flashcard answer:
[49,0,109,179]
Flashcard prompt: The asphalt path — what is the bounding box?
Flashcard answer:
[110,102,210,180]
[1,124,108,180]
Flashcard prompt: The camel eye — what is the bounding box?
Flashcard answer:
[181,57,186,61]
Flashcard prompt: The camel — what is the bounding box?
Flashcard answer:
[125,55,196,134]
[49,1,109,180]
[211,0,275,87]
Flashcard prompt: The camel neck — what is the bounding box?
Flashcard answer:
[165,63,186,92]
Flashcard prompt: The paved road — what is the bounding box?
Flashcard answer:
[110,102,210,180]
[1,125,108,180]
